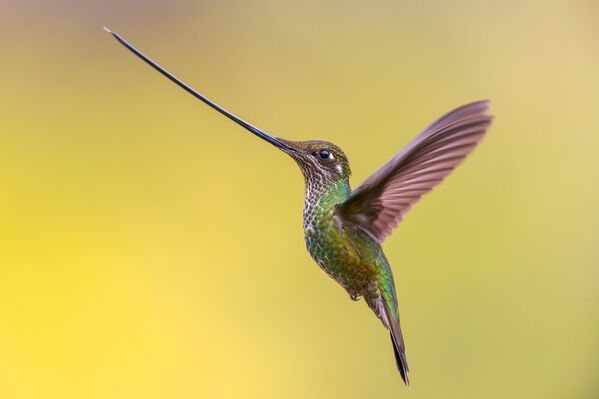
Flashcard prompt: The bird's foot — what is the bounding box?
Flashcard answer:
[349,291,361,301]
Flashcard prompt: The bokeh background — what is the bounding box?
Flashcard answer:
[1,1,598,398]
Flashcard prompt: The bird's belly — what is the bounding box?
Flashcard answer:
[304,222,376,294]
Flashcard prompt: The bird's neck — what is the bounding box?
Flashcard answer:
[303,177,351,226]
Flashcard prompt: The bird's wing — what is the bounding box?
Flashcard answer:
[335,100,493,243]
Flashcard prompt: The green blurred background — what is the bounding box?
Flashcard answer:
[1,1,598,398]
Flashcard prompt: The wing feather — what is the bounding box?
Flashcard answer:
[336,100,493,243]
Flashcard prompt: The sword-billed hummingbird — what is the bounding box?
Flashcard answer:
[105,28,493,385]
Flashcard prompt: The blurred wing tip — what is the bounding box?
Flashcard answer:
[478,99,493,116]
[103,26,112,34]
[463,99,492,114]
[472,99,491,107]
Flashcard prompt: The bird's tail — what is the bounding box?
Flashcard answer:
[382,299,410,385]
[390,332,409,385]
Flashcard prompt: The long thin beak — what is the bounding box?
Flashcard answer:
[104,27,291,151]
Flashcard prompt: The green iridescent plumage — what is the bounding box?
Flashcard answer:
[107,28,493,386]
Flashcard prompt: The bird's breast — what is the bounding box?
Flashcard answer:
[303,199,375,292]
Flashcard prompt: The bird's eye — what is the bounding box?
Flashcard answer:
[313,150,332,160]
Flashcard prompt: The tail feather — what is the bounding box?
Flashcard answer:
[390,332,409,385]
[382,299,410,385]
[365,289,410,385]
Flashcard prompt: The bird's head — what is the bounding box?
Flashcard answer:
[273,139,351,183]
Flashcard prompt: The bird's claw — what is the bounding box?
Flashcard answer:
[349,291,361,301]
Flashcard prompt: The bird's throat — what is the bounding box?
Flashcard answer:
[302,178,351,234]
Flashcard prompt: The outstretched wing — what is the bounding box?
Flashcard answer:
[336,100,493,243]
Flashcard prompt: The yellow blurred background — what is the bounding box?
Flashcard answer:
[1,1,598,398]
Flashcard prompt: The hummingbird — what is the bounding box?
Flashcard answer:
[105,28,493,385]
